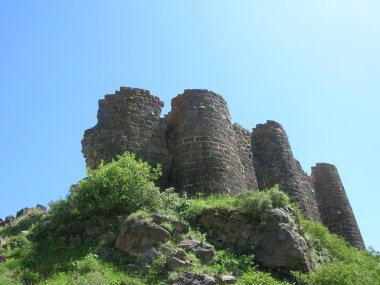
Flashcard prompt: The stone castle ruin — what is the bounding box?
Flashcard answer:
[82,87,365,250]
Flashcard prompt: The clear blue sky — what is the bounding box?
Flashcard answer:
[1,1,379,249]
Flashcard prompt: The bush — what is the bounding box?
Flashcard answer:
[234,190,272,223]
[266,185,291,208]
[293,217,380,285]
[236,270,290,285]
[232,186,292,224]
[69,152,163,218]
[294,262,380,285]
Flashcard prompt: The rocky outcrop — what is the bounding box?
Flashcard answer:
[16,207,30,218]
[312,163,365,250]
[115,212,190,264]
[179,237,215,264]
[198,206,316,274]
[0,204,47,228]
[172,272,216,285]
[115,216,171,264]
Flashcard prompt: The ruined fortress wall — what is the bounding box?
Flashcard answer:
[251,121,321,221]
[81,87,365,245]
[233,124,259,191]
[81,87,170,186]
[166,89,247,195]
[311,163,365,249]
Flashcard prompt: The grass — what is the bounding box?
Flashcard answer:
[1,154,379,284]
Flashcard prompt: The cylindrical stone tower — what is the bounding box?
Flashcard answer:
[252,120,321,221]
[81,87,169,186]
[166,89,249,196]
[311,163,365,250]
[233,123,259,191]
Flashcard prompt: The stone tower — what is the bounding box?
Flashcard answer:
[251,121,321,221]
[311,163,365,249]
[81,87,365,247]
[233,123,259,191]
[81,87,170,186]
[165,89,256,196]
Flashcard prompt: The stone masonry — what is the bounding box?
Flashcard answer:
[251,121,321,221]
[311,163,365,249]
[81,87,170,187]
[165,90,253,195]
[82,87,364,249]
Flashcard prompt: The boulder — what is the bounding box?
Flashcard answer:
[150,212,190,234]
[167,256,192,270]
[172,220,190,234]
[5,215,15,225]
[180,237,215,264]
[151,212,170,225]
[16,207,30,218]
[36,204,47,212]
[115,217,171,264]
[219,275,236,284]
[172,272,216,285]
[195,244,214,264]
[167,250,192,270]
[198,207,316,273]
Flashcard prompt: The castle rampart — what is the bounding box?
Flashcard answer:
[251,121,321,221]
[81,87,170,186]
[233,123,259,191]
[311,163,365,249]
[81,87,364,249]
[166,89,248,195]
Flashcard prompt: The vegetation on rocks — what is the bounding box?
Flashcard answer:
[0,152,379,284]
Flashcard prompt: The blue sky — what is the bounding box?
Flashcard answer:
[0,1,379,249]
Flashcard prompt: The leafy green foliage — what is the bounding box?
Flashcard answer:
[2,153,378,285]
[71,152,162,217]
[46,152,167,236]
[40,253,143,285]
[236,270,291,285]
[234,185,291,224]
[293,218,380,285]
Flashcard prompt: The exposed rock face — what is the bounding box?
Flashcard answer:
[172,272,216,285]
[16,207,30,218]
[312,163,365,250]
[166,90,249,195]
[252,121,321,221]
[81,87,170,187]
[115,212,190,264]
[179,237,215,264]
[198,207,316,273]
[115,216,171,264]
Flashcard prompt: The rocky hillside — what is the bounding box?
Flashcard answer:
[0,153,379,284]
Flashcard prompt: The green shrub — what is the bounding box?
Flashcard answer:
[236,270,291,285]
[40,253,143,285]
[266,185,291,208]
[70,152,162,218]
[294,262,380,285]
[234,191,272,223]
[293,216,380,285]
